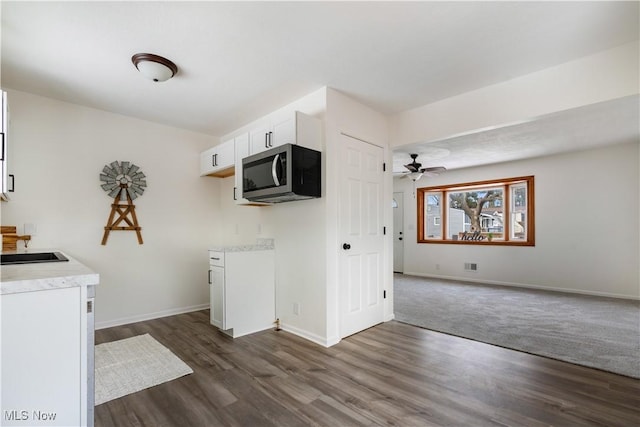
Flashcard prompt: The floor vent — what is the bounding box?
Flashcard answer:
[464,263,478,271]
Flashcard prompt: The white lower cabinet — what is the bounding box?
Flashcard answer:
[208,249,275,337]
[1,286,87,426]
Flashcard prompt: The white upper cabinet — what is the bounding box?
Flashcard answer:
[200,106,322,206]
[249,123,272,155]
[1,90,11,201]
[199,138,235,177]
[233,133,250,203]
[247,111,321,156]
[271,115,296,147]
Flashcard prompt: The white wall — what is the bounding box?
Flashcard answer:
[0,90,220,327]
[395,141,640,299]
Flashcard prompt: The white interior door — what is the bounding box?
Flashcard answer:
[393,191,404,273]
[339,134,385,338]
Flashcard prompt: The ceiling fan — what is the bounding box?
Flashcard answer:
[396,154,446,181]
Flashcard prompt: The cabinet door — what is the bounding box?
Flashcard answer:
[270,115,295,147]
[210,265,225,329]
[216,139,235,169]
[1,287,82,426]
[1,91,9,199]
[200,139,235,177]
[249,124,271,155]
[234,133,249,203]
[199,146,217,176]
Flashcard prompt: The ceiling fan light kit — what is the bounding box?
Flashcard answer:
[131,53,178,82]
[409,172,424,182]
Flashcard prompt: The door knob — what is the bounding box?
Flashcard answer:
[342,243,351,250]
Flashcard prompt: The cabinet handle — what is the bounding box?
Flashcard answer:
[212,153,218,167]
[268,131,273,147]
[8,174,14,192]
[0,132,4,161]
[211,257,220,261]
[265,133,269,149]
[208,269,212,285]
[233,187,237,201]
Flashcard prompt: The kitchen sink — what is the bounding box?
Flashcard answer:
[1,252,69,265]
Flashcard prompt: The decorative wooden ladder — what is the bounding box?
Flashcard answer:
[101,184,143,245]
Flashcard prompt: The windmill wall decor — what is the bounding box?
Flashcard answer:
[100,161,147,245]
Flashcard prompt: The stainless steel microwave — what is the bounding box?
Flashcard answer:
[242,144,321,203]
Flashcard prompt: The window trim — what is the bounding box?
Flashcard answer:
[417,175,535,246]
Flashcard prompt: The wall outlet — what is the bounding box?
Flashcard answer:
[293,302,300,315]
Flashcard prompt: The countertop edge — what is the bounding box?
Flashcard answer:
[1,250,99,295]
[208,245,275,252]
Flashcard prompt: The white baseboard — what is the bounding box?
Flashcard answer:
[401,271,640,300]
[96,303,210,330]
[280,323,340,347]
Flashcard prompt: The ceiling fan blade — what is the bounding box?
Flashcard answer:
[424,166,447,173]
[419,166,447,177]
[404,164,418,172]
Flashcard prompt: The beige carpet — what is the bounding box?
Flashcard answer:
[394,274,640,379]
[95,333,193,405]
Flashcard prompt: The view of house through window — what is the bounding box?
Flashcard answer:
[417,176,534,245]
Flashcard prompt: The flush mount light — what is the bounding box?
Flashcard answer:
[131,53,178,82]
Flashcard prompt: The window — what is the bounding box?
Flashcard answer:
[417,176,534,246]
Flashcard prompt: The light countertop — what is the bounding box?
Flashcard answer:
[1,250,99,295]
[209,238,274,253]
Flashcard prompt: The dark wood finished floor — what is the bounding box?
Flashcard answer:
[95,310,640,427]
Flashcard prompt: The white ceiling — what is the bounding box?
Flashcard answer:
[2,1,638,170]
[392,94,640,174]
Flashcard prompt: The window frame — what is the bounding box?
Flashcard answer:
[417,175,535,246]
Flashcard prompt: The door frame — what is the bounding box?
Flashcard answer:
[393,191,404,273]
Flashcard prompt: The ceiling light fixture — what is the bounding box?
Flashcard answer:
[409,171,424,182]
[131,53,178,82]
